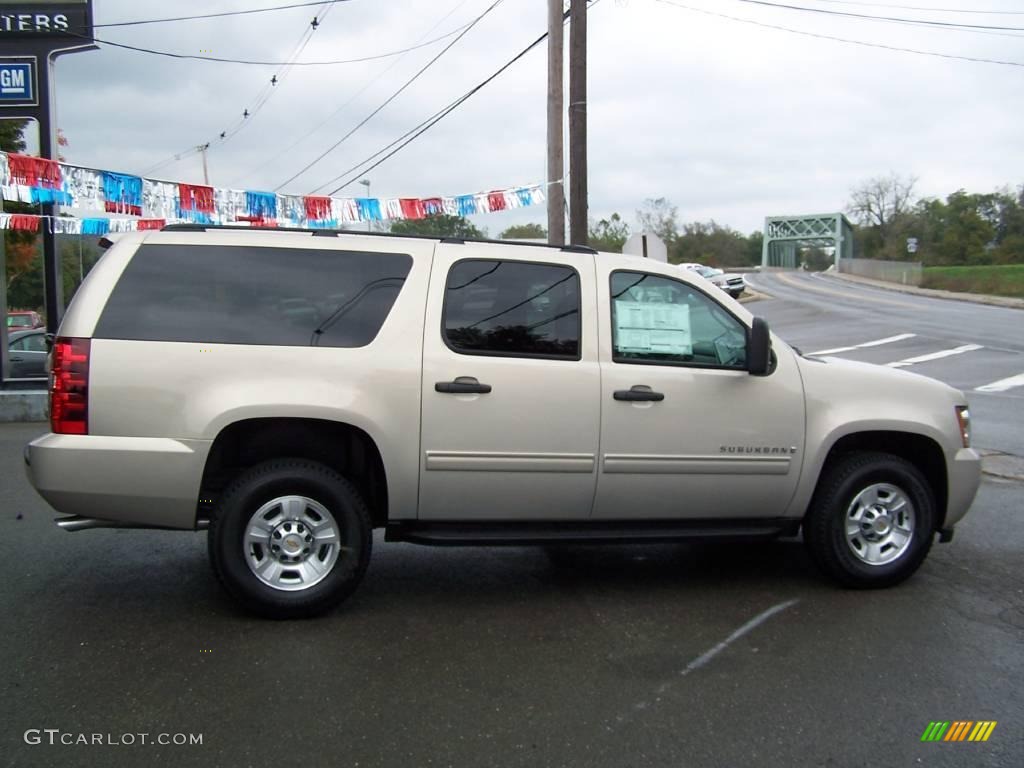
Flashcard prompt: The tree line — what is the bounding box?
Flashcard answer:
[847,174,1023,266]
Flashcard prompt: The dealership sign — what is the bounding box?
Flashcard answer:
[0,0,95,350]
[0,1,92,36]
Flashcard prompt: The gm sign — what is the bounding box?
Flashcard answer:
[0,58,36,106]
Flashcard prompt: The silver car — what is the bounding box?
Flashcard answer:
[7,328,48,379]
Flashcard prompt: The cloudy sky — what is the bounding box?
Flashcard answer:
[43,0,1024,235]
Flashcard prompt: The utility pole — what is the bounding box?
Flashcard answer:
[198,143,210,185]
[546,0,565,246]
[568,0,588,246]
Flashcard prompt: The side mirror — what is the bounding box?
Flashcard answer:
[747,317,772,376]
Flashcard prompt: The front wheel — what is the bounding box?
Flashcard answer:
[803,451,936,588]
[209,458,372,618]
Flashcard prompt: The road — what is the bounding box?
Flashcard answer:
[745,270,1024,458]
[1,273,1022,767]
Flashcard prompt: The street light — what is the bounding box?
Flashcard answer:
[358,179,371,232]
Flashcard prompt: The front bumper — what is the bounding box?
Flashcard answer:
[944,447,982,529]
[25,433,212,530]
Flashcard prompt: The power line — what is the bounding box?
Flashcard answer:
[72,25,475,67]
[212,2,340,143]
[655,0,1024,67]
[228,0,477,188]
[322,31,560,194]
[138,1,340,177]
[94,1,355,28]
[802,0,1024,14]
[319,0,603,196]
[275,0,509,192]
[732,0,1024,31]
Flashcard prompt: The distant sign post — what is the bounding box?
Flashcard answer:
[907,237,919,255]
[0,1,95,371]
[623,232,668,263]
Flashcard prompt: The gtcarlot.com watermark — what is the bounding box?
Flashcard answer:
[25,729,203,747]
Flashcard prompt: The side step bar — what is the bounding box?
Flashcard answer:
[385,519,799,546]
[55,515,210,532]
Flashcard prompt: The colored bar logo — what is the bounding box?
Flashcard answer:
[921,721,997,742]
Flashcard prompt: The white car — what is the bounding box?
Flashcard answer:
[678,263,745,299]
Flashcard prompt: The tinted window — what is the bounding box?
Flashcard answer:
[95,244,412,347]
[610,271,747,368]
[443,260,580,359]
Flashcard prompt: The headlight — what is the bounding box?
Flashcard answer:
[955,406,971,448]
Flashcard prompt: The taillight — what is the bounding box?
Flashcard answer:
[50,337,90,435]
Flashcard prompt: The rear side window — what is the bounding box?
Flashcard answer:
[442,259,580,359]
[94,244,412,347]
[10,333,47,352]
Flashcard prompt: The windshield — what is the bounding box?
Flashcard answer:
[7,315,32,328]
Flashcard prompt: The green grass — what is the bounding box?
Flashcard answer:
[921,264,1024,299]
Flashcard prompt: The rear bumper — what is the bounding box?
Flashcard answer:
[944,447,982,528]
[24,433,212,530]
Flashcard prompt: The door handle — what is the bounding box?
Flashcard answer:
[435,377,492,394]
[9,356,23,362]
[613,385,664,402]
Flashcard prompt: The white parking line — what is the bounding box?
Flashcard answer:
[886,344,984,368]
[975,372,1024,393]
[809,333,916,356]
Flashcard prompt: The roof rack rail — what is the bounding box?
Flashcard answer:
[159,223,598,254]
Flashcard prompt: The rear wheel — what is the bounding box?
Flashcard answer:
[803,451,935,588]
[209,458,371,618]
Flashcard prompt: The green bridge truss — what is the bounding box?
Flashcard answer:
[761,213,854,268]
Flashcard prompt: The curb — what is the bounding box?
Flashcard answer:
[0,391,47,423]
[738,288,771,304]
[828,272,1024,310]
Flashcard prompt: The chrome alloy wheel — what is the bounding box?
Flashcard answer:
[845,483,915,566]
[245,496,343,591]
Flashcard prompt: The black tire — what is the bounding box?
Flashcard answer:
[803,451,935,589]
[208,458,372,618]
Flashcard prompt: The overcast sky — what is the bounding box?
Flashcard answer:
[41,0,1024,235]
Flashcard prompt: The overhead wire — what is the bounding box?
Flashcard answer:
[228,0,477,188]
[318,3,588,196]
[94,0,354,28]
[654,0,1024,66]
[731,0,1024,31]
[274,0,509,191]
[212,1,340,143]
[77,25,478,67]
[138,1,341,177]
[800,0,1024,14]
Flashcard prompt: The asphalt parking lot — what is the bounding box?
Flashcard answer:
[1,415,1021,767]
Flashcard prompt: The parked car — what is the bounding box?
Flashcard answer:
[678,263,745,298]
[7,310,43,330]
[7,329,48,379]
[24,226,980,618]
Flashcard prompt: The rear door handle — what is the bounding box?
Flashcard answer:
[435,376,492,394]
[9,356,23,362]
[613,385,664,402]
